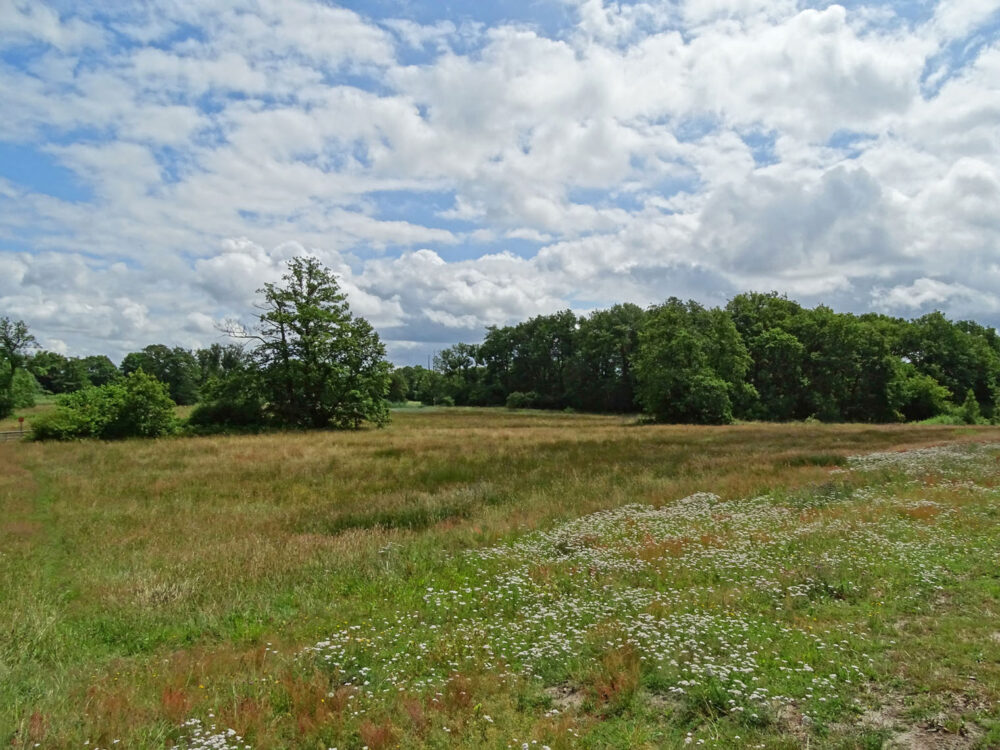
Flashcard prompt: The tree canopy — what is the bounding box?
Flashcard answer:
[227,256,391,429]
[121,345,201,405]
[382,293,1000,426]
[0,317,37,418]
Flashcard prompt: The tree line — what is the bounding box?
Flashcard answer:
[20,343,248,406]
[3,272,999,438]
[391,293,999,425]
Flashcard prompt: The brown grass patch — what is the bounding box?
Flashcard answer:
[902,504,944,521]
[637,534,690,561]
[403,696,429,734]
[587,645,641,712]
[159,687,191,724]
[1,520,41,538]
[358,718,397,750]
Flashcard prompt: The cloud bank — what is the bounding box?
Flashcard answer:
[1,0,999,362]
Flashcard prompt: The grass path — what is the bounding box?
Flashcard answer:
[1,411,999,748]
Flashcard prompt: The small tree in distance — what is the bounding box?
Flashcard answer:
[0,317,37,418]
[226,256,391,429]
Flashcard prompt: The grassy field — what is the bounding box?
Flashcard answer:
[2,410,999,749]
[0,397,56,433]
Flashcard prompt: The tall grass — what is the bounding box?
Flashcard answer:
[2,410,999,748]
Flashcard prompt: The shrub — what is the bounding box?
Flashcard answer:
[186,371,267,433]
[887,364,952,422]
[679,374,733,425]
[918,413,965,426]
[960,389,983,425]
[32,370,176,440]
[105,370,177,438]
[31,405,102,441]
[505,391,540,409]
[187,400,267,432]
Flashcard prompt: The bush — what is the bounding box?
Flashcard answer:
[918,413,965,426]
[887,364,952,422]
[960,389,983,425]
[186,371,267,434]
[32,371,176,441]
[31,405,102,441]
[106,370,177,438]
[679,374,734,425]
[187,400,267,433]
[32,386,119,439]
[505,391,540,409]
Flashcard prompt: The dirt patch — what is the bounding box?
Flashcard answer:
[857,694,983,749]
[887,725,982,749]
[645,691,685,714]
[1,519,41,538]
[544,684,585,712]
[775,703,812,743]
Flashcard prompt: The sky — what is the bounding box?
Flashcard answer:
[1,0,999,365]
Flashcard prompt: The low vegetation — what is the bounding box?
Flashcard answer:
[2,411,999,748]
[30,371,177,441]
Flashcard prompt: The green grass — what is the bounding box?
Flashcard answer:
[0,397,55,432]
[1,410,1000,748]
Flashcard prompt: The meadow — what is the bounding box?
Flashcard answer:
[2,409,999,748]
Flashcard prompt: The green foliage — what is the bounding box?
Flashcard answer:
[505,390,541,409]
[26,350,89,394]
[917,413,966,425]
[186,398,266,433]
[245,256,391,429]
[678,373,734,424]
[903,311,1000,419]
[0,317,37,418]
[26,352,119,395]
[480,310,579,408]
[791,306,899,422]
[107,370,178,438]
[194,343,248,386]
[572,303,645,412]
[393,365,448,405]
[81,355,119,387]
[11,368,41,408]
[887,362,952,422]
[187,369,267,433]
[433,343,482,404]
[387,370,409,402]
[634,299,748,424]
[960,388,982,425]
[16,291,999,430]
[121,345,201,405]
[29,399,104,440]
[32,370,176,440]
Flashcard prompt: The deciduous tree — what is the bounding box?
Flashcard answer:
[0,317,37,418]
[231,256,391,429]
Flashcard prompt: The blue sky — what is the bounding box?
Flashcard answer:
[1,0,999,364]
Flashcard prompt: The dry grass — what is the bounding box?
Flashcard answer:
[1,409,999,748]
